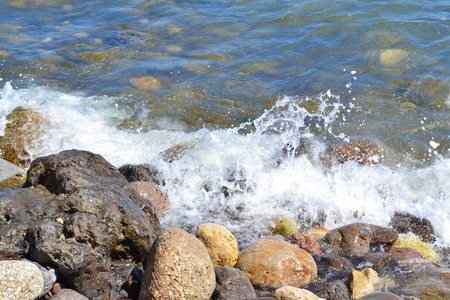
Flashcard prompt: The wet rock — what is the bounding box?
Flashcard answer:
[0,107,47,168]
[379,49,412,67]
[196,223,239,268]
[0,157,26,188]
[290,233,322,256]
[139,227,215,300]
[158,143,194,163]
[221,166,250,197]
[333,138,384,166]
[213,267,256,300]
[0,259,56,300]
[359,292,402,300]
[321,223,398,257]
[316,253,355,272]
[394,268,450,299]
[268,216,299,238]
[235,237,317,289]
[349,269,377,299]
[306,280,350,300]
[21,150,160,299]
[130,76,161,90]
[389,212,435,243]
[305,227,329,241]
[118,164,163,185]
[274,286,325,300]
[393,236,439,262]
[404,77,450,108]
[0,186,56,254]
[130,181,170,214]
[50,288,89,300]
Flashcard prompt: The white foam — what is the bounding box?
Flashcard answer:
[1,83,450,248]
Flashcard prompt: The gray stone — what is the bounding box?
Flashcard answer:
[213,267,256,300]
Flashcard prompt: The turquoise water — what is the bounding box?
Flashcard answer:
[0,0,450,248]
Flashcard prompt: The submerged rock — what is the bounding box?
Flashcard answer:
[236,237,317,289]
[333,138,384,166]
[404,77,450,108]
[0,107,47,168]
[0,259,56,300]
[130,76,161,90]
[0,150,161,299]
[139,227,216,300]
[196,223,239,268]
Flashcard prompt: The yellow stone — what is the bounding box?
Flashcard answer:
[268,216,299,238]
[166,45,182,53]
[350,269,374,299]
[379,49,410,66]
[393,236,439,262]
[0,50,10,58]
[130,76,161,90]
[56,217,64,225]
[196,223,239,268]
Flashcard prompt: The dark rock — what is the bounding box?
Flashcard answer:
[320,223,398,257]
[290,233,322,256]
[306,280,350,300]
[118,164,163,186]
[0,107,47,168]
[212,267,256,300]
[158,143,194,163]
[315,253,354,282]
[0,150,161,299]
[0,186,56,255]
[389,212,435,243]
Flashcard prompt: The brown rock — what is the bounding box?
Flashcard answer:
[321,223,373,256]
[0,107,47,168]
[385,247,433,267]
[321,223,398,257]
[139,227,216,300]
[196,223,239,268]
[333,138,384,165]
[290,233,322,256]
[130,181,170,214]
[359,292,403,300]
[235,237,317,289]
[130,76,161,90]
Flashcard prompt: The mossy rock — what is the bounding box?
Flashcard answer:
[268,216,299,238]
[393,236,439,262]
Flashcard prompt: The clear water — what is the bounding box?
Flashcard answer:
[0,0,449,249]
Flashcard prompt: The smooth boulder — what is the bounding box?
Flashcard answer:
[236,237,317,288]
[139,227,216,300]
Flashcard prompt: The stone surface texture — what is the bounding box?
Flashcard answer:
[321,223,398,257]
[130,181,170,214]
[290,233,322,256]
[333,138,384,165]
[50,288,90,300]
[274,286,325,300]
[213,266,256,300]
[0,260,56,300]
[350,269,376,299]
[196,223,239,268]
[0,107,46,168]
[0,150,161,299]
[139,227,216,300]
[236,237,317,288]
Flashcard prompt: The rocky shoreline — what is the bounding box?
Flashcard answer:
[0,107,449,300]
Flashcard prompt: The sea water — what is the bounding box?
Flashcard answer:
[0,0,449,250]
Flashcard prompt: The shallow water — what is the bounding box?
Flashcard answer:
[0,0,449,250]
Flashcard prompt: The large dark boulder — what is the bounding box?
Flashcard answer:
[0,150,161,299]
